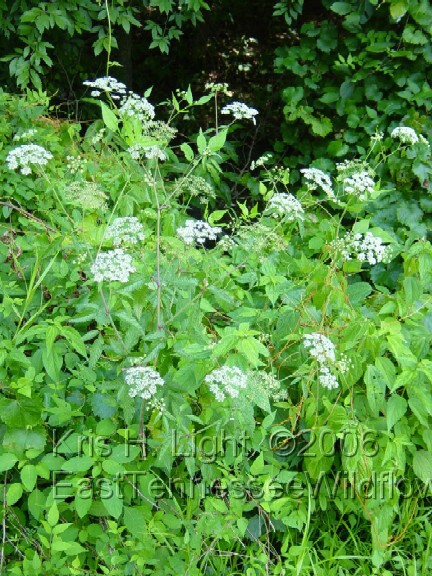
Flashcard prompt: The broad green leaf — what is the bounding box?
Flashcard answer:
[21,464,37,491]
[386,394,407,431]
[6,483,23,506]
[413,450,432,482]
[0,453,18,472]
[100,101,118,131]
[62,456,94,473]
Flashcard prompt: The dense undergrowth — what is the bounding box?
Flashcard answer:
[0,74,432,576]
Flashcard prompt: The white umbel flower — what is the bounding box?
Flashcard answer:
[221,102,259,124]
[124,366,164,400]
[6,144,53,175]
[118,92,155,122]
[105,217,144,246]
[83,76,127,95]
[303,333,336,364]
[343,171,375,200]
[91,248,136,282]
[267,192,304,221]
[331,232,390,266]
[300,168,335,199]
[204,366,248,402]
[177,220,222,245]
[390,126,419,145]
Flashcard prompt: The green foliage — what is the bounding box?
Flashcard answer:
[0,74,431,575]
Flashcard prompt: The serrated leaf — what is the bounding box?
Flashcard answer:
[75,493,92,518]
[413,450,432,482]
[180,143,194,161]
[197,129,207,154]
[386,394,407,431]
[101,492,123,518]
[47,502,59,526]
[62,456,94,473]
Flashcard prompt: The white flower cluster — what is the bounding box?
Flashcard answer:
[105,217,145,246]
[331,232,390,265]
[64,181,108,211]
[266,192,304,221]
[13,129,37,141]
[118,91,155,122]
[221,101,259,124]
[124,366,164,400]
[127,144,167,162]
[66,154,88,176]
[84,77,155,124]
[205,82,233,96]
[91,248,136,283]
[300,168,335,199]
[175,175,216,204]
[6,144,53,175]
[252,372,288,402]
[250,153,272,170]
[204,366,248,402]
[84,76,127,97]
[177,220,222,245]
[303,333,338,390]
[343,171,375,200]
[390,126,429,146]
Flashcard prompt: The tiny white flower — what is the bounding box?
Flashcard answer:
[390,126,419,145]
[221,101,259,124]
[300,167,335,199]
[343,171,375,201]
[105,217,145,246]
[177,219,222,245]
[91,248,136,283]
[124,366,164,400]
[266,192,304,221]
[204,366,248,402]
[6,144,53,175]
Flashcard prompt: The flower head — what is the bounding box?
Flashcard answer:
[177,220,222,245]
[343,171,375,201]
[204,366,248,402]
[221,102,259,124]
[391,126,419,145]
[91,248,136,283]
[124,366,164,400]
[300,168,334,199]
[6,144,53,175]
[105,217,144,246]
[266,192,304,221]
[64,181,108,211]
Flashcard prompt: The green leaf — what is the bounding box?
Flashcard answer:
[197,129,207,154]
[390,0,408,20]
[208,129,228,152]
[100,101,118,131]
[59,326,87,357]
[0,453,18,473]
[330,2,353,15]
[101,492,123,518]
[75,493,92,519]
[47,502,59,526]
[21,464,37,491]
[250,452,264,475]
[413,450,432,482]
[28,489,46,520]
[6,483,23,506]
[386,394,407,431]
[62,456,94,473]
[180,143,194,161]
[346,282,372,306]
